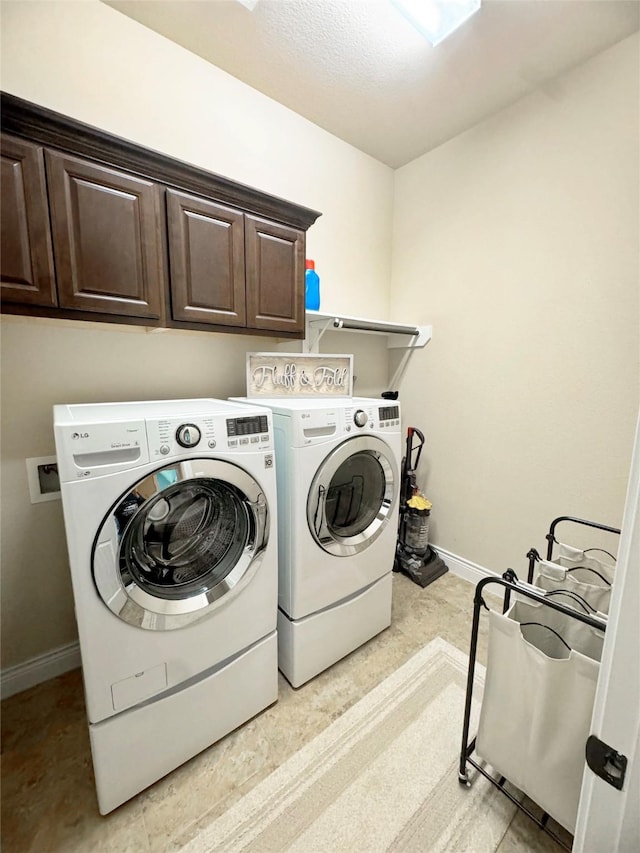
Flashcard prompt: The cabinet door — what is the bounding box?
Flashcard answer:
[245,215,305,336]
[1,134,57,306]
[166,189,245,326]
[45,150,163,319]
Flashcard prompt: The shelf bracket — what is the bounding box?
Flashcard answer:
[389,348,415,392]
[304,316,335,353]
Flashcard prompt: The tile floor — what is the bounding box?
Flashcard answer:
[1,571,571,852]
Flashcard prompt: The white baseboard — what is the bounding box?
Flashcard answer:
[430,545,500,586]
[1,641,80,701]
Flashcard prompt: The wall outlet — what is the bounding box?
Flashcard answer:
[26,456,61,504]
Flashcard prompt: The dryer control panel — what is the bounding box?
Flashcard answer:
[287,402,401,447]
[341,403,401,434]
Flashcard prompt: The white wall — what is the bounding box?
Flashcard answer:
[0,0,394,671]
[391,33,640,573]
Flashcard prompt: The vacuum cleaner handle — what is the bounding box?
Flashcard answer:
[407,427,425,472]
[400,427,426,504]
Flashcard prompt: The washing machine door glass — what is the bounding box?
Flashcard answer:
[307,436,397,557]
[93,459,269,630]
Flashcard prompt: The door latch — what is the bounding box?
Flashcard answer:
[586,735,627,790]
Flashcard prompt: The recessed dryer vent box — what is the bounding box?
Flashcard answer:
[26,456,61,503]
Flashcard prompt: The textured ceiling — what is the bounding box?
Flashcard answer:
[104,0,640,168]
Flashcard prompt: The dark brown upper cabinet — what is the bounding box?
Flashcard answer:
[46,150,164,320]
[1,134,57,307]
[0,93,321,337]
[245,215,304,335]
[167,192,305,335]
[166,189,246,327]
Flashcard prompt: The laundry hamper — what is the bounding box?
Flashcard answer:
[533,542,615,615]
[475,597,605,834]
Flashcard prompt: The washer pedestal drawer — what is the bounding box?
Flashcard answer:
[89,631,277,814]
[277,572,392,689]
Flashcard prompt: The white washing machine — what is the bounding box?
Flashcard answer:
[53,399,278,813]
[232,396,401,687]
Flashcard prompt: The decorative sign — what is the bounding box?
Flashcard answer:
[246,352,353,397]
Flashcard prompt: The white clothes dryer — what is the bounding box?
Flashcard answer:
[231,396,401,687]
[53,399,278,814]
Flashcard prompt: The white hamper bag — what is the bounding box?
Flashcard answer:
[534,543,615,615]
[475,599,604,833]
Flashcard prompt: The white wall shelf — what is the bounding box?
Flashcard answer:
[304,310,432,354]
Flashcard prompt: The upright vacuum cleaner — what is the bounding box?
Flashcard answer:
[394,427,448,587]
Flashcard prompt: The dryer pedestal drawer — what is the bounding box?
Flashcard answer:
[89,631,277,814]
[277,572,392,688]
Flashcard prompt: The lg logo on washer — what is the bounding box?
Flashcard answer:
[72,432,90,439]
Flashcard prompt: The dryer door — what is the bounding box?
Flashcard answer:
[307,436,398,557]
[92,459,269,630]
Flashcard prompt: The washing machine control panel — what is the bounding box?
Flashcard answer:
[146,413,272,460]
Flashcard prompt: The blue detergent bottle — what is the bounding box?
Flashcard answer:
[305,259,320,311]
